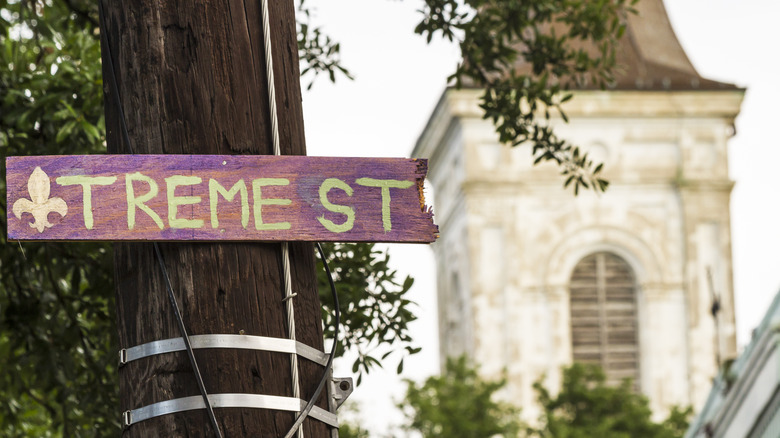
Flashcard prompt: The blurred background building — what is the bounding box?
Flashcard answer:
[413,0,744,422]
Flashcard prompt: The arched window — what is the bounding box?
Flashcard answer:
[569,252,640,388]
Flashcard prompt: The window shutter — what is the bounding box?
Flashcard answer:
[570,252,640,388]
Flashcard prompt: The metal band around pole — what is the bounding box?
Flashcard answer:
[119,334,329,367]
[123,393,339,428]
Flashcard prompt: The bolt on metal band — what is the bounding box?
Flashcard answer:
[118,334,329,367]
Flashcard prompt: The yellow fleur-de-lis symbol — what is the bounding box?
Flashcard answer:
[12,167,68,233]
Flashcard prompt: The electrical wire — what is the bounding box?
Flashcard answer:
[283,243,341,438]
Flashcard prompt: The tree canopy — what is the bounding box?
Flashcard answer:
[1,0,116,434]
[529,363,691,438]
[399,360,690,438]
[400,356,522,438]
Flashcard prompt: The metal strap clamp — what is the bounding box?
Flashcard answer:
[119,334,353,428]
[119,334,329,367]
[123,393,338,428]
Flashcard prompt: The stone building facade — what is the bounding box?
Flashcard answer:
[413,0,744,422]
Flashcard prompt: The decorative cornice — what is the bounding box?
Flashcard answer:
[413,88,745,163]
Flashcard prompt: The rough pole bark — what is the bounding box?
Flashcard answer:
[99,1,330,436]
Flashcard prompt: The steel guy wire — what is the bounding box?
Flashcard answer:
[258,2,342,436]
[258,0,306,436]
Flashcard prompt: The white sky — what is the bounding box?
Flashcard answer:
[301,1,780,434]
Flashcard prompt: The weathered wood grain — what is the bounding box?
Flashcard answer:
[99,0,330,436]
[6,155,438,242]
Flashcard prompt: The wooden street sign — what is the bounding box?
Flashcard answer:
[6,155,438,243]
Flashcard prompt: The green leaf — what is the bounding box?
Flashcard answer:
[55,120,77,143]
[80,120,101,141]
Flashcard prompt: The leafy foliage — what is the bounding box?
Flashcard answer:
[415,0,638,193]
[317,243,419,385]
[399,361,691,438]
[529,363,691,438]
[331,403,372,438]
[400,356,522,437]
[0,0,117,436]
[297,0,354,89]
[338,422,371,438]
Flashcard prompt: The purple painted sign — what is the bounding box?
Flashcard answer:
[6,155,438,243]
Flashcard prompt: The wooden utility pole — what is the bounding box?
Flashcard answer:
[99,1,330,436]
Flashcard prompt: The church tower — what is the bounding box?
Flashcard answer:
[413,0,744,421]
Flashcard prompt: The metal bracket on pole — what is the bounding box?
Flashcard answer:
[327,370,354,438]
[330,377,353,410]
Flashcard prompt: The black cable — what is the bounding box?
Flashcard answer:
[283,243,341,438]
[98,3,222,437]
[98,2,134,156]
[152,244,223,437]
